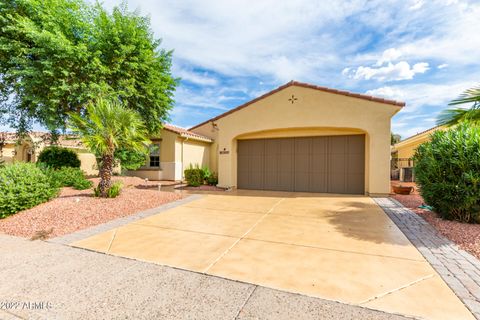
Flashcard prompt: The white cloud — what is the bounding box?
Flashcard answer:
[90,0,480,130]
[366,80,477,113]
[409,0,425,10]
[174,86,229,111]
[174,68,218,86]
[346,61,429,81]
[375,48,402,66]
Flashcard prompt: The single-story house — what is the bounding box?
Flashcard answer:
[0,132,99,175]
[391,125,444,181]
[1,81,404,195]
[183,80,404,196]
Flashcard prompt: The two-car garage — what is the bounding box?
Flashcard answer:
[189,81,404,196]
[237,135,365,194]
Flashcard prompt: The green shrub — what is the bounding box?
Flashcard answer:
[201,166,211,180]
[184,165,203,187]
[0,163,59,218]
[207,172,218,186]
[114,148,147,171]
[94,181,122,198]
[107,182,122,198]
[414,123,480,223]
[38,146,81,169]
[46,167,93,190]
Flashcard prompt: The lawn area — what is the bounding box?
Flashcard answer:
[391,181,480,259]
[0,177,183,240]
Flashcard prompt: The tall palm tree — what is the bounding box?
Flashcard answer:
[69,97,150,197]
[437,85,480,126]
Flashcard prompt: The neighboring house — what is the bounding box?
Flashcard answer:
[0,132,100,176]
[391,126,444,181]
[188,80,404,196]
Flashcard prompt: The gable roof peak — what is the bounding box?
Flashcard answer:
[189,81,405,130]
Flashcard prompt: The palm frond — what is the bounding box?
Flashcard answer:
[437,107,480,127]
[449,86,480,106]
[68,97,151,157]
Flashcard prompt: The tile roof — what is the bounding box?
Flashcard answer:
[394,125,444,146]
[1,126,213,147]
[190,80,405,130]
[163,124,213,142]
[0,131,84,148]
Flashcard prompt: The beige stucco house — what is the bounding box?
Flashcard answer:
[391,125,444,181]
[1,81,404,195]
[188,81,404,196]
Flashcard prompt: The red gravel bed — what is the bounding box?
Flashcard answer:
[0,177,183,239]
[391,182,480,259]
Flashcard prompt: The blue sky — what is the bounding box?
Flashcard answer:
[5,0,479,140]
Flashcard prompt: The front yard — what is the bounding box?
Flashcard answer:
[0,177,183,240]
[391,181,480,259]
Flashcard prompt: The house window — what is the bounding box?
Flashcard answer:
[149,143,160,168]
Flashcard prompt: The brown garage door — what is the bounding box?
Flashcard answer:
[237,135,365,194]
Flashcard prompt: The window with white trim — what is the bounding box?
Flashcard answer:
[148,143,160,168]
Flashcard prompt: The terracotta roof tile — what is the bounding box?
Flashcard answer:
[0,131,84,148]
[163,124,213,142]
[190,80,405,130]
[395,125,443,145]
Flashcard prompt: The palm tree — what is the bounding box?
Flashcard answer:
[69,97,150,197]
[437,85,480,126]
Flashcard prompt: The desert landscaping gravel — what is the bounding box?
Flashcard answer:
[0,177,183,239]
[391,182,480,259]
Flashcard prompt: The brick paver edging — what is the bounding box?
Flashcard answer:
[49,194,203,245]
[374,198,480,319]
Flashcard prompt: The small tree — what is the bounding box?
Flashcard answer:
[391,133,401,145]
[414,123,480,223]
[69,97,150,197]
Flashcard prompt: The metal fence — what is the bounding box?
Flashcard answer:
[391,158,415,181]
[391,157,414,170]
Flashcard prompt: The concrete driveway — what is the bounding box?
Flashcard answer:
[72,191,473,320]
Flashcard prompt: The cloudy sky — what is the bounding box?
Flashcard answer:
[97,1,479,138]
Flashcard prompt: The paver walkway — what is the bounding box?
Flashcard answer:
[0,234,407,320]
[375,198,480,319]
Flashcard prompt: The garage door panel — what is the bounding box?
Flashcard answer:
[237,135,364,194]
[328,153,347,172]
[348,135,365,154]
[311,137,328,154]
[347,154,365,174]
[328,136,347,154]
[264,139,278,190]
[294,138,310,191]
[346,173,365,194]
[278,139,294,191]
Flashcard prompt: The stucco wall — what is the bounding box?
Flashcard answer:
[394,134,433,160]
[192,85,400,195]
[181,139,210,172]
[76,151,99,176]
[1,144,16,164]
